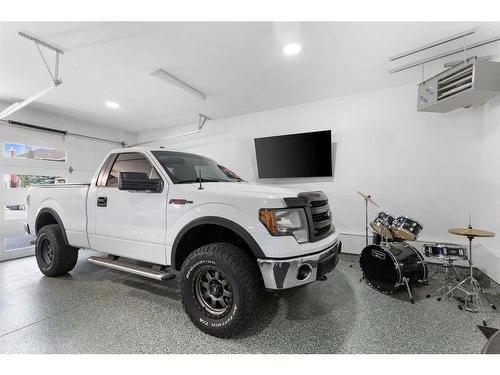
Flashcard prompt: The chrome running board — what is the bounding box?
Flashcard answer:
[88,256,175,281]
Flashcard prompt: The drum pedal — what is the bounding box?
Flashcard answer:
[318,275,327,281]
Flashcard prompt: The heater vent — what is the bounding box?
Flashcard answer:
[437,64,474,101]
[417,58,500,113]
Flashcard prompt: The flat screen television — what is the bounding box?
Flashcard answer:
[254,130,332,178]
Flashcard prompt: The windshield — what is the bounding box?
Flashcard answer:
[151,151,243,184]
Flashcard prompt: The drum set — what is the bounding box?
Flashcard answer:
[359,210,427,303]
[357,192,496,313]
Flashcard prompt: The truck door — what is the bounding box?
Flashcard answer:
[92,152,167,265]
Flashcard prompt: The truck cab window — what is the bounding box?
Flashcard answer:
[152,151,240,183]
[105,153,160,187]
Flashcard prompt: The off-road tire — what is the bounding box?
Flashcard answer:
[35,224,79,277]
[180,242,261,338]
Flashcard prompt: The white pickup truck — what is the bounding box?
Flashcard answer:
[25,147,341,337]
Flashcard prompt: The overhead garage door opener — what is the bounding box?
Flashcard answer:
[0,31,64,120]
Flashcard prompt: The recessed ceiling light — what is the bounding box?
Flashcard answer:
[105,101,120,109]
[283,43,302,56]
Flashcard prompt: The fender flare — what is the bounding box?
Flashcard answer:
[35,207,69,246]
[171,216,265,269]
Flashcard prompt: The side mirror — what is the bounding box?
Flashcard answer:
[118,172,161,192]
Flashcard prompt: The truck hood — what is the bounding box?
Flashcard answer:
[175,181,305,200]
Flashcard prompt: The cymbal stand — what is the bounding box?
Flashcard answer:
[441,230,484,313]
[356,191,379,247]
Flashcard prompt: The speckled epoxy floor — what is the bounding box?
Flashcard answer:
[1,250,499,353]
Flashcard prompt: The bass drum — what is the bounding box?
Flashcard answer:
[360,242,428,293]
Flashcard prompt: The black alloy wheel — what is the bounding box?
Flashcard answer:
[194,265,234,318]
[39,237,55,266]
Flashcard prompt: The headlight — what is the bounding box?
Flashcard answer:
[259,208,309,243]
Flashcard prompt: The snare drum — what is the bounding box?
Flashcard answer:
[423,243,467,260]
[370,212,396,238]
[392,216,423,241]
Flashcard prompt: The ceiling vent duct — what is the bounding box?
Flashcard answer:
[418,58,500,112]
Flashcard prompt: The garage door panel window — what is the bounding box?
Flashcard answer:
[3,142,67,162]
[2,233,34,252]
[105,153,160,187]
[2,174,66,189]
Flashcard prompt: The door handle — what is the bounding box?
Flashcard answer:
[97,196,107,207]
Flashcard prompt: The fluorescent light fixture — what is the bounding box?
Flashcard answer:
[128,113,211,147]
[0,85,55,120]
[130,130,201,147]
[151,69,206,100]
[283,43,302,55]
[105,101,120,109]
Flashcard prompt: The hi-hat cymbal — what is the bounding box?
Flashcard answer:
[448,227,495,238]
[356,191,379,207]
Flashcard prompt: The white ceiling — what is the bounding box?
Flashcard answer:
[1,21,500,133]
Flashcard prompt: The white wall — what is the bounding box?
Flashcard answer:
[137,83,500,283]
[478,96,500,283]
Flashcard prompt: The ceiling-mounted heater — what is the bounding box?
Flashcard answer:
[389,28,500,113]
[417,58,500,112]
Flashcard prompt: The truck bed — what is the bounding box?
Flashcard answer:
[27,183,91,249]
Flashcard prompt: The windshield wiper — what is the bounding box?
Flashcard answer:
[176,177,229,184]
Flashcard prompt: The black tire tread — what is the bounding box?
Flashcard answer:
[180,242,260,338]
[36,224,78,277]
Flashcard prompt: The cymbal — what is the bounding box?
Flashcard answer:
[356,191,379,207]
[448,227,495,238]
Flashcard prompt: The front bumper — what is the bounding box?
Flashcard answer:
[257,240,342,290]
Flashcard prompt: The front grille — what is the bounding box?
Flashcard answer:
[315,225,331,237]
[310,199,332,239]
[288,192,335,242]
[311,211,330,222]
[310,199,328,207]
